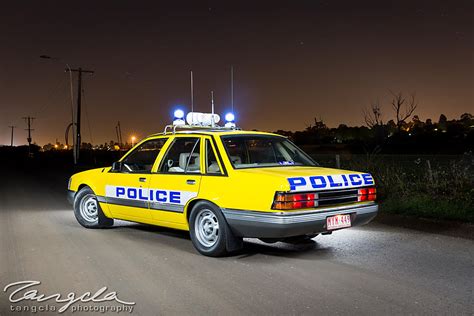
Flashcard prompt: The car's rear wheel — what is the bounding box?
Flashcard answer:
[74,186,113,228]
[189,201,242,257]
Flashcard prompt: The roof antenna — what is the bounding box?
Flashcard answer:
[230,65,234,112]
[211,90,215,127]
[190,70,194,113]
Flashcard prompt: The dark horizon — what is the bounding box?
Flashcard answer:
[1,0,472,146]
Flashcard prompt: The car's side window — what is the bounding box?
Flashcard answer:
[159,137,201,173]
[121,138,168,173]
[205,139,222,175]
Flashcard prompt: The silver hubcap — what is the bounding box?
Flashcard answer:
[194,209,219,247]
[80,194,98,223]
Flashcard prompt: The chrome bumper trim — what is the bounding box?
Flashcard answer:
[221,204,378,238]
[222,204,378,225]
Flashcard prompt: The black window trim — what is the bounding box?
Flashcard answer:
[204,138,225,176]
[208,135,228,177]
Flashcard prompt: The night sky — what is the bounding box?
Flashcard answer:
[0,1,472,146]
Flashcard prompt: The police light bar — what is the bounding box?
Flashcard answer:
[224,112,236,128]
[173,109,186,126]
[174,109,184,119]
[186,112,220,126]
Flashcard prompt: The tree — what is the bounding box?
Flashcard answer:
[390,91,418,131]
[307,117,327,130]
[438,114,448,131]
[363,99,383,128]
[460,113,473,127]
[439,114,447,124]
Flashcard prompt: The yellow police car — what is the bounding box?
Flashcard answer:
[67,110,378,256]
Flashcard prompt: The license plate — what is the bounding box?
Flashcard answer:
[326,214,351,230]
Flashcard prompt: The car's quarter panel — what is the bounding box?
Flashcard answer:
[198,171,287,213]
[206,166,373,213]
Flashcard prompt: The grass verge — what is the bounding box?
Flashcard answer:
[381,194,474,223]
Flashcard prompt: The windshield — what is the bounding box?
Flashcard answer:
[221,135,318,169]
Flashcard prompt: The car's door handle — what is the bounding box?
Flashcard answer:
[186,179,196,185]
[139,177,147,182]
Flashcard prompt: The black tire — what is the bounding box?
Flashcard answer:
[73,186,114,229]
[189,201,242,257]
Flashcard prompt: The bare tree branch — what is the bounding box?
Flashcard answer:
[363,99,383,128]
[389,91,418,130]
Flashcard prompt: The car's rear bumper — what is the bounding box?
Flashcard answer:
[67,190,75,205]
[222,203,378,238]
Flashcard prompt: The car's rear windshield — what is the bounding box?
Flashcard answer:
[220,135,317,169]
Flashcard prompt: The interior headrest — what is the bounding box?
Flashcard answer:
[179,153,200,170]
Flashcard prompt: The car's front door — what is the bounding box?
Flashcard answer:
[147,136,203,229]
[105,137,169,223]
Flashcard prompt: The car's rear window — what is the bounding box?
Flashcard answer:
[221,135,317,169]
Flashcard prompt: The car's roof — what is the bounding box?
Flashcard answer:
[147,129,283,138]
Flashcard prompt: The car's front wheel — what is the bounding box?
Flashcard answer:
[73,186,113,228]
[189,201,241,257]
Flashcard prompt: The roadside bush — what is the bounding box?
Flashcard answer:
[311,152,474,222]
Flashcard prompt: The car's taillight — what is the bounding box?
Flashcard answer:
[272,192,317,210]
[358,187,376,201]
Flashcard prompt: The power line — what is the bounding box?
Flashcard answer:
[39,56,76,153]
[33,75,68,118]
[65,67,94,164]
[81,82,94,144]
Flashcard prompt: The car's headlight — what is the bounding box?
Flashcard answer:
[68,178,72,190]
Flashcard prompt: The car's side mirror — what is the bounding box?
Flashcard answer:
[111,161,123,172]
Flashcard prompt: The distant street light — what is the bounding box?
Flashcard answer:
[131,136,136,147]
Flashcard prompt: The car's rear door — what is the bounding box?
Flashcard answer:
[147,135,203,229]
[105,137,169,222]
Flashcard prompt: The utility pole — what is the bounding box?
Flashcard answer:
[117,121,123,146]
[8,125,16,146]
[22,116,35,155]
[115,125,120,146]
[66,67,94,164]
